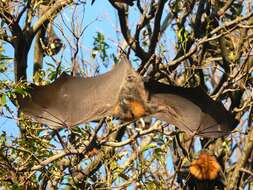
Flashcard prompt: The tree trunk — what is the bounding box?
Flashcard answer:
[14,37,30,82]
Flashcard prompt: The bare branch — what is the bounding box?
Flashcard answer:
[31,0,73,36]
[148,0,167,54]
[228,128,253,189]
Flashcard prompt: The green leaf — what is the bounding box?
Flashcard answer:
[1,94,6,105]
[93,32,110,66]
[142,143,157,152]
[11,183,23,190]
[0,131,6,144]
[0,62,7,73]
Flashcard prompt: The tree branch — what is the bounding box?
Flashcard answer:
[228,128,253,189]
[148,0,167,54]
[31,0,72,37]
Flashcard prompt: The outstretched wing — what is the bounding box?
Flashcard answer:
[145,81,238,137]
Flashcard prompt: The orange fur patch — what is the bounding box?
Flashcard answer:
[130,100,145,119]
[189,152,221,180]
[86,148,98,157]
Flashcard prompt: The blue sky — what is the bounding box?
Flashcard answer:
[1,1,249,189]
[1,1,252,189]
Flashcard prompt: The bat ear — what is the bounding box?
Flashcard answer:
[119,54,131,65]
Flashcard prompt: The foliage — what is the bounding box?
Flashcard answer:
[0,0,252,189]
[92,32,110,63]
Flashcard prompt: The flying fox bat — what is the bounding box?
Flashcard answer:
[18,57,238,138]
